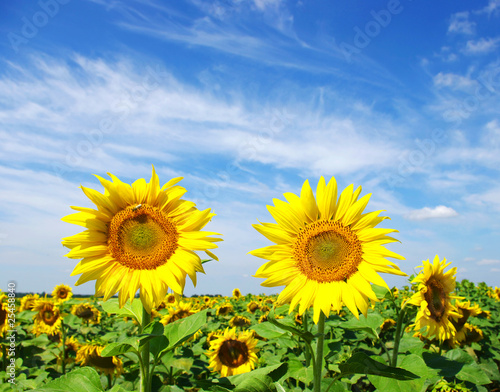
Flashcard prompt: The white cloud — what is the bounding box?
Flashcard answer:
[477,259,500,265]
[475,0,500,15]
[463,37,500,55]
[405,205,459,221]
[433,72,476,90]
[448,11,476,35]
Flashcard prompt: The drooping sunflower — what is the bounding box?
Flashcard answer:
[19,293,40,312]
[76,343,123,376]
[380,318,396,332]
[32,299,62,337]
[450,300,482,346]
[58,335,81,366]
[407,255,461,342]
[62,166,222,313]
[216,303,234,317]
[160,301,197,325]
[207,327,259,377]
[229,315,251,328]
[71,303,102,324]
[52,284,73,303]
[250,177,406,323]
[232,288,242,299]
[246,301,260,314]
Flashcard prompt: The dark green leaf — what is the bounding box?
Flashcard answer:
[101,337,139,357]
[161,309,208,355]
[340,352,419,380]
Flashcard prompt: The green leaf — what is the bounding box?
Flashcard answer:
[286,360,314,384]
[266,308,314,343]
[100,298,143,325]
[35,367,103,392]
[422,352,465,378]
[456,364,492,385]
[161,308,208,355]
[101,337,139,357]
[233,376,277,392]
[371,284,391,300]
[341,313,384,339]
[227,363,288,385]
[367,354,430,392]
[444,348,475,365]
[250,322,291,340]
[340,352,419,380]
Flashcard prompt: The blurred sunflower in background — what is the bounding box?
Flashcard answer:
[449,300,482,346]
[232,288,242,299]
[407,255,461,342]
[76,343,123,376]
[20,293,40,312]
[32,299,62,337]
[52,284,73,303]
[216,303,233,317]
[250,176,406,323]
[71,303,102,324]
[0,294,8,337]
[207,327,259,376]
[160,301,197,325]
[62,166,221,313]
[229,315,251,328]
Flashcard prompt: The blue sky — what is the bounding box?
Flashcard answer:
[1,0,500,297]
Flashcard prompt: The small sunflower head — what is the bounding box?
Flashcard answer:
[52,284,73,302]
[216,303,234,317]
[76,343,123,376]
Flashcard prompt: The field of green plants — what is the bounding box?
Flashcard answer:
[1,280,499,392]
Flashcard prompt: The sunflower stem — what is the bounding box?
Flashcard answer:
[140,306,151,392]
[313,311,325,392]
[303,310,311,367]
[391,306,406,367]
[61,319,66,374]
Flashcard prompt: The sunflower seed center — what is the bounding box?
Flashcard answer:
[218,340,249,368]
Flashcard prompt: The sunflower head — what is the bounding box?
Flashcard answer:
[160,301,197,325]
[52,284,73,302]
[246,301,260,314]
[71,303,101,324]
[20,293,40,312]
[407,255,461,342]
[216,303,234,317]
[232,288,242,299]
[207,327,259,377]
[380,318,397,332]
[229,315,251,328]
[33,299,62,336]
[250,176,406,323]
[62,166,222,313]
[76,343,123,376]
[0,297,8,338]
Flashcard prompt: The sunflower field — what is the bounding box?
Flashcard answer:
[1,280,500,391]
[1,170,500,391]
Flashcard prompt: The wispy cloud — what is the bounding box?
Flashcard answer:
[405,205,459,221]
[448,11,476,35]
[477,259,500,265]
[463,37,500,55]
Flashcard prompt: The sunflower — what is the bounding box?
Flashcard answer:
[450,300,482,346]
[216,303,234,317]
[0,294,9,337]
[407,255,461,342]
[250,177,406,323]
[380,318,396,332]
[246,301,260,314]
[52,284,73,303]
[32,299,62,336]
[71,303,102,324]
[165,293,177,305]
[232,288,242,299]
[76,343,123,376]
[20,293,40,312]
[62,166,222,313]
[160,301,197,325]
[207,327,259,377]
[229,315,251,328]
[58,336,81,365]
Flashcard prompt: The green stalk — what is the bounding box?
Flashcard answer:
[61,320,67,374]
[140,307,151,392]
[391,306,406,367]
[313,311,325,392]
[303,310,311,367]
